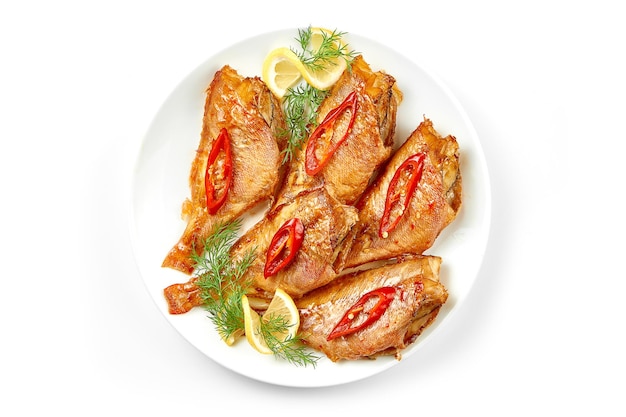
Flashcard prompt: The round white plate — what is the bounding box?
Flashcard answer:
[130,28,491,387]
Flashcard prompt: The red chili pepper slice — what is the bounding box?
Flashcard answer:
[305,91,359,176]
[379,152,426,238]
[264,218,305,278]
[205,128,233,215]
[327,287,396,341]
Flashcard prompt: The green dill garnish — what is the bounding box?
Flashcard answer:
[280,26,357,163]
[293,26,358,72]
[281,83,327,163]
[261,316,320,368]
[192,219,320,367]
[192,219,254,343]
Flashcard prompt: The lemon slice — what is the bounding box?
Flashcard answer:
[242,288,300,354]
[300,27,348,90]
[309,27,346,52]
[242,294,272,354]
[262,47,305,99]
[262,288,300,342]
[262,28,349,97]
[221,328,243,346]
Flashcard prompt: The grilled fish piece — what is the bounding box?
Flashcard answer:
[274,55,401,207]
[296,255,448,362]
[162,65,287,274]
[162,185,357,314]
[229,186,359,300]
[163,277,202,315]
[337,118,462,270]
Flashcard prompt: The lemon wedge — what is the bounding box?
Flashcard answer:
[262,288,300,343]
[309,27,339,49]
[262,47,305,99]
[300,27,348,91]
[262,27,349,98]
[242,294,272,354]
[221,328,243,346]
[242,288,300,354]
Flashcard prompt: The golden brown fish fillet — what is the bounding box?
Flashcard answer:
[162,65,287,274]
[274,55,401,207]
[336,118,462,270]
[163,277,202,315]
[162,186,358,314]
[229,186,358,300]
[296,255,448,362]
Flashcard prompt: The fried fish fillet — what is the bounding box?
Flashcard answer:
[229,186,358,300]
[337,118,462,270]
[163,186,358,314]
[162,65,287,274]
[274,55,401,208]
[163,277,202,315]
[296,255,448,362]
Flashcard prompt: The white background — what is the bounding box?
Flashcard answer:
[1,0,624,415]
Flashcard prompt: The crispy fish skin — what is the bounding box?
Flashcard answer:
[337,118,462,270]
[229,186,358,300]
[163,277,202,315]
[274,55,400,208]
[297,255,448,362]
[162,65,287,274]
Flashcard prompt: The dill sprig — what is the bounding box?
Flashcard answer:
[279,26,357,163]
[192,219,255,343]
[261,315,320,368]
[191,220,320,367]
[281,83,327,163]
[293,26,358,71]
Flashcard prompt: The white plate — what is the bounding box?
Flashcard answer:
[130,28,491,387]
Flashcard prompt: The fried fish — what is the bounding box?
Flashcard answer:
[229,186,358,300]
[162,65,287,274]
[337,118,462,270]
[274,55,401,208]
[296,255,448,362]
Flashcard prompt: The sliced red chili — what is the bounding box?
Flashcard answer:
[327,287,396,341]
[379,152,426,238]
[205,128,233,215]
[264,218,305,278]
[305,91,358,176]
